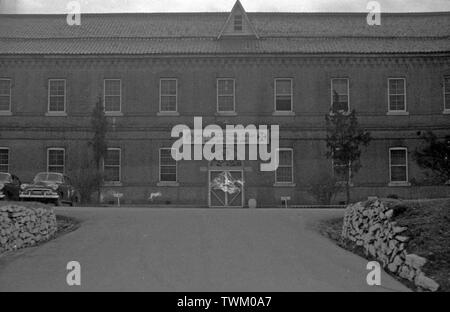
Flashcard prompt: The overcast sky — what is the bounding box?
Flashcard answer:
[1,0,449,14]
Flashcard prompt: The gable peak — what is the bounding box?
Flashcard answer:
[217,0,259,39]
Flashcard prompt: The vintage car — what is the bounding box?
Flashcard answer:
[0,172,22,201]
[20,172,80,206]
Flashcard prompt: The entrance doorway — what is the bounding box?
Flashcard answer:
[208,170,244,208]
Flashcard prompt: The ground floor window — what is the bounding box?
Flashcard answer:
[333,159,351,183]
[160,148,177,182]
[47,148,65,173]
[0,148,9,173]
[275,148,293,183]
[389,147,408,183]
[104,148,121,183]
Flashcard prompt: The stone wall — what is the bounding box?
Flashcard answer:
[0,203,57,254]
[342,199,440,291]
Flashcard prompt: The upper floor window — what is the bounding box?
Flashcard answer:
[0,79,11,113]
[331,78,349,113]
[160,79,177,113]
[444,76,450,112]
[274,79,293,112]
[275,148,294,184]
[234,15,243,32]
[47,148,65,174]
[48,79,66,113]
[389,147,408,184]
[0,148,9,173]
[104,148,121,183]
[217,79,235,113]
[160,148,177,183]
[388,78,406,113]
[104,79,122,113]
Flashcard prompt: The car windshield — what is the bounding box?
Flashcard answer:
[0,173,10,183]
[34,173,63,183]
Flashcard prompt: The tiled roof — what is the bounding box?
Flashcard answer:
[0,12,449,55]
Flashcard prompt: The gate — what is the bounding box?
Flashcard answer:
[208,170,244,208]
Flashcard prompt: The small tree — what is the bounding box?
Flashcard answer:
[325,109,371,204]
[307,173,343,205]
[90,96,108,203]
[413,132,450,185]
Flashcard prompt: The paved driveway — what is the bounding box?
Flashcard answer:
[0,208,409,292]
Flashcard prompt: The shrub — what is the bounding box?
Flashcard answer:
[307,173,343,205]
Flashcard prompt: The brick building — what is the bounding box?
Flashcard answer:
[0,1,449,207]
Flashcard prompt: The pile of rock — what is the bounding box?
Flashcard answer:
[0,203,57,254]
[342,199,439,292]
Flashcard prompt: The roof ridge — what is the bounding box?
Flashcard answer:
[1,11,450,17]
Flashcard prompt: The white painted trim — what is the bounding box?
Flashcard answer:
[0,79,12,113]
[47,147,65,174]
[443,76,450,112]
[159,147,177,183]
[330,78,350,112]
[0,147,10,173]
[47,79,66,114]
[275,148,294,184]
[159,78,178,113]
[274,78,293,113]
[217,78,236,113]
[387,77,407,113]
[104,148,121,183]
[389,147,409,184]
[103,79,122,113]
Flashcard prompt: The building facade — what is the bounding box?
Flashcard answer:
[0,2,449,207]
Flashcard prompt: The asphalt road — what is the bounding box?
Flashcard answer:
[0,207,410,292]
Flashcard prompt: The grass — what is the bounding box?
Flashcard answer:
[319,198,450,292]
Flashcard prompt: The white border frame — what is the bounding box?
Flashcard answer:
[330,78,350,112]
[389,147,409,184]
[159,78,178,113]
[217,78,236,113]
[274,78,293,113]
[159,148,178,183]
[387,78,407,113]
[47,79,66,114]
[47,147,65,174]
[0,147,10,173]
[275,148,294,184]
[104,148,121,183]
[0,79,12,113]
[103,79,122,114]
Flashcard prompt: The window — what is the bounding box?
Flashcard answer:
[160,148,177,182]
[0,79,11,112]
[388,78,406,112]
[0,148,9,173]
[444,76,450,112]
[389,148,408,183]
[48,79,66,113]
[234,15,243,31]
[275,148,294,184]
[47,148,65,174]
[331,78,349,112]
[217,79,235,113]
[104,148,121,183]
[275,79,293,112]
[160,79,177,113]
[333,159,351,183]
[104,79,121,113]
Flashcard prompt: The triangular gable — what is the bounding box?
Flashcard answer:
[217,0,259,39]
